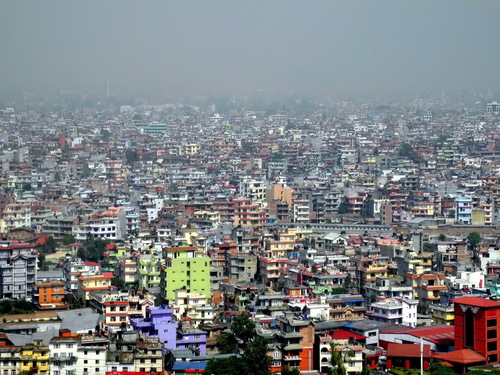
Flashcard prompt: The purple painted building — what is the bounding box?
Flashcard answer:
[131,306,178,350]
[130,306,207,355]
[176,327,207,356]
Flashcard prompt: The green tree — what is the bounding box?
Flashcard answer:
[242,336,271,375]
[398,142,421,163]
[41,236,57,254]
[437,234,447,241]
[282,366,301,375]
[111,277,125,290]
[125,150,139,165]
[209,314,270,375]
[344,273,354,291]
[467,232,481,251]
[231,313,256,344]
[330,343,354,375]
[78,237,109,262]
[423,242,438,252]
[216,332,239,354]
[204,356,244,375]
[430,363,456,375]
[38,253,46,270]
[62,234,76,246]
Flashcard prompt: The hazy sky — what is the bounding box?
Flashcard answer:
[1,1,499,97]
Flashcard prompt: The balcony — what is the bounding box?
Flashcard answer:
[284,355,301,361]
[50,355,77,362]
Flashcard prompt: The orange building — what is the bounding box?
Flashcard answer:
[278,317,315,372]
[33,280,68,310]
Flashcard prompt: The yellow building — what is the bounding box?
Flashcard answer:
[20,340,49,375]
[77,272,113,301]
[429,304,455,325]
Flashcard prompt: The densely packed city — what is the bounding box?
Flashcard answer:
[0,95,499,375]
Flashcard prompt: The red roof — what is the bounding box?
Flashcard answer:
[452,297,500,308]
[84,261,99,266]
[386,342,431,358]
[386,325,454,345]
[433,349,486,364]
[330,330,366,341]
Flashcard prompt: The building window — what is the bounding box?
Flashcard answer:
[488,330,497,339]
[488,342,498,352]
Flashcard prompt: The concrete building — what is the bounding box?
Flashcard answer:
[369,297,418,327]
[0,241,37,299]
[160,245,211,302]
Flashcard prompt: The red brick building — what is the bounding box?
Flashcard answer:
[453,297,500,363]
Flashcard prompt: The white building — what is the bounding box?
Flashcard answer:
[369,297,418,327]
[49,332,79,375]
[445,269,485,291]
[292,200,310,223]
[89,207,126,240]
[75,335,108,375]
[455,196,472,224]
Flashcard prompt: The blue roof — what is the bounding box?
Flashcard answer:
[172,362,208,370]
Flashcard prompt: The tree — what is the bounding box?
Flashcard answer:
[209,314,270,375]
[78,237,109,262]
[467,232,481,251]
[41,236,57,254]
[231,313,256,344]
[429,363,456,375]
[242,336,271,375]
[204,356,244,375]
[62,234,76,246]
[330,343,354,375]
[437,234,447,241]
[216,332,239,354]
[282,366,301,375]
[344,273,354,291]
[111,277,125,290]
[125,150,139,165]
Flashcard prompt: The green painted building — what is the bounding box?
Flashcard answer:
[138,254,162,290]
[160,246,211,302]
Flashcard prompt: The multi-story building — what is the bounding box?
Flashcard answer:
[49,330,80,375]
[89,207,126,241]
[407,272,447,314]
[292,200,310,223]
[240,177,266,203]
[455,196,472,224]
[75,334,108,375]
[20,340,50,375]
[44,215,76,240]
[232,198,266,229]
[133,337,163,375]
[364,277,413,306]
[2,202,31,232]
[369,297,418,327]
[131,306,178,351]
[323,294,366,321]
[62,260,101,294]
[115,258,137,285]
[0,241,37,299]
[160,245,211,302]
[228,253,257,282]
[277,316,315,373]
[0,346,21,375]
[77,271,114,303]
[33,280,68,310]
[454,296,500,364]
[136,254,162,290]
